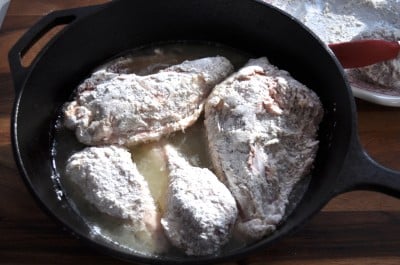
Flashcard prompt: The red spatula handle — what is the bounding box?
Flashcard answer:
[329,39,400,69]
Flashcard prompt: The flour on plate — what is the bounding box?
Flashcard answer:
[266,0,400,43]
[266,0,400,95]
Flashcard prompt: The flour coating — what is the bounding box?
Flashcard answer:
[205,57,323,240]
[161,145,238,256]
[65,145,168,253]
[63,56,233,146]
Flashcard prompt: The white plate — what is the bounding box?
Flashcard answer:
[267,0,400,106]
[352,87,400,106]
[0,0,10,30]
[347,70,400,107]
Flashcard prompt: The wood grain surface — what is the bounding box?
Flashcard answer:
[1,1,400,264]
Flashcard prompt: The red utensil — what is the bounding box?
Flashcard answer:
[328,39,400,69]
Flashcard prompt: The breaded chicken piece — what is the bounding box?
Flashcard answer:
[350,26,400,89]
[65,145,167,253]
[205,57,323,240]
[63,56,233,146]
[160,145,237,256]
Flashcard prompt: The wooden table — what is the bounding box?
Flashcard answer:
[1,1,400,264]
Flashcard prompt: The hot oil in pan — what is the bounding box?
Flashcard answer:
[51,42,312,257]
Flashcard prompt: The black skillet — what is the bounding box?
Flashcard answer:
[8,0,400,264]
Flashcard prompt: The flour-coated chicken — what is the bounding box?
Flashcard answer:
[160,145,238,256]
[205,57,323,240]
[63,57,233,146]
[65,145,168,253]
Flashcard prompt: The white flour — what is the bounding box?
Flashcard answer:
[267,0,400,94]
[267,0,400,43]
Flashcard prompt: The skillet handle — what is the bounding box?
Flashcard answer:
[8,4,105,92]
[333,136,400,198]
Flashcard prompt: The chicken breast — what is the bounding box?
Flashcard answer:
[63,56,233,146]
[204,57,323,240]
[65,145,167,253]
[350,26,400,89]
[160,145,238,256]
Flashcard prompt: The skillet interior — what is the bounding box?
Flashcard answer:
[12,0,354,263]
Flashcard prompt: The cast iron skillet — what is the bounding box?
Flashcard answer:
[8,0,400,264]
